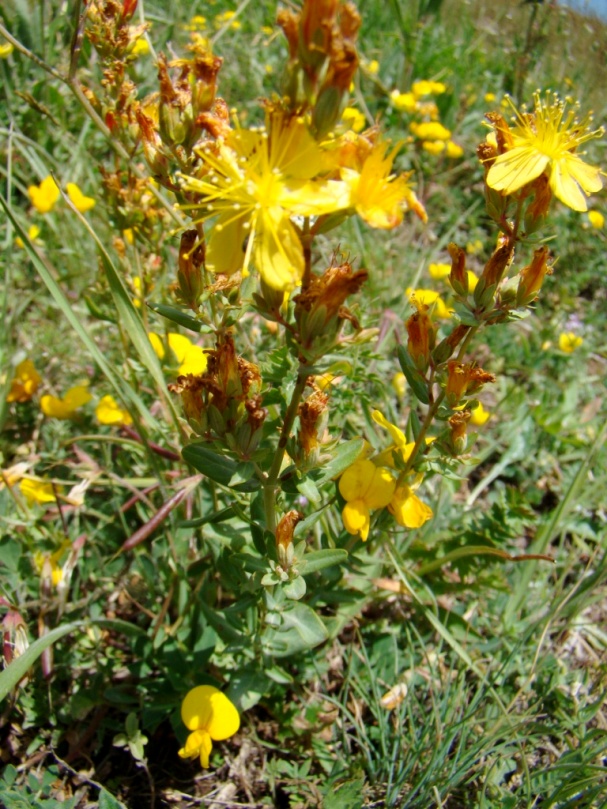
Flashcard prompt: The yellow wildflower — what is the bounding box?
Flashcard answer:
[178,686,240,768]
[214,10,241,29]
[389,484,433,529]
[40,385,92,419]
[181,112,348,291]
[371,410,416,464]
[6,359,42,403]
[341,139,427,228]
[367,59,379,75]
[341,107,366,133]
[391,372,407,398]
[587,210,604,229]
[470,402,490,426]
[96,395,133,426]
[130,36,150,57]
[339,459,395,541]
[28,176,60,214]
[558,332,583,353]
[33,550,64,587]
[410,121,451,141]
[406,288,451,318]
[466,239,483,255]
[428,262,451,280]
[446,140,464,159]
[486,92,604,212]
[422,140,445,156]
[20,478,58,507]
[484,92,496,103]
[0,42,14,58]
[412,80,446,97]
[149,332,208,376]
[15,224,41,249]
[390,90,417,113]
[66,183,96,213]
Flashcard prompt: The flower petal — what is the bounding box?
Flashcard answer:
[342,499,371,541]
[206,215,249,276]
[254,210,304,291]
[486,147,549,195]
[549,153,603,213]
[205,690,241,741]
[181,685,216,731]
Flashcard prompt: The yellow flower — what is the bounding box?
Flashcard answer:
[422,140,445,156]
[6,359,42,403]
[341,107,366,133]
[0,42,14,58]
[214,10,241,30]
[410,121,451,141]
[367,59,379,75]
[587,210,604,229]
[412,80,446,97]
[66,183,96,213]
[341,139,426,228]
[466,239,483,255]
[406,288,452,318]
[15,224,41,249]
[558,332,583,353]
[446,140,464,159]
[391,372,407,398]
[178,685,240,768]
[33,550,64,587]
[390,90,417,113]
[40,385,92,419]
[96,395,133,426]
[371,410,416,464]
[181,112,348,291]
[470,402,490,426]
[28,176,60,214]
[20,478,58,507]
[149,332,208,376]
[484,92,496,103]
[389,484,433,529]
[428,262,451,280]
[486,92,604,212]
[130,36,150,57]
[339,459,395,541]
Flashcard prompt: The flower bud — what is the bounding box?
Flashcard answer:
[178,229,205,311]
[447,242,468,297]
[406,299,434,373]
[448,411,471,455]
[516,245,552,306]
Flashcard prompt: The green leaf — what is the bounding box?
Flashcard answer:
[314,439,365,484]
[0,621,84,701]
[300,549,348,574]
[98,788,128,809]
[0,196,159,429]
[283,575,306,600]
[263,602,328,657]
[146,302,212,333]
[182,444,237,486]
[323,778,364,809]
[397,346,429,404]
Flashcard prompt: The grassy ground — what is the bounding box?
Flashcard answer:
[1,0,606,807]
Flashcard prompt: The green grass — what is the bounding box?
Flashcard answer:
[1,0,606,806]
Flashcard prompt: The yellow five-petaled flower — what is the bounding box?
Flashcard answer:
[178,685,240,769]
[486,92,603,213]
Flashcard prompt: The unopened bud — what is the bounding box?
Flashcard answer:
[447,242,468,297]
[178,229,205,311]
[516,245,552,306]
[448,411,471,455]
[406,299,434,372]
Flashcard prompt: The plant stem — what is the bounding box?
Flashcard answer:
[263,367,309,533]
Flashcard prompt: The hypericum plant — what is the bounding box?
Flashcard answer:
[77,0,602,682]
[1,0,603,774]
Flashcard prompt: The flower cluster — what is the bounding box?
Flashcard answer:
[390,79,463,159]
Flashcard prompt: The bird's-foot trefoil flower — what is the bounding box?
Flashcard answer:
[66,183,96,213]
[178,685,240,768]
[339,459,395,541]
[28,176,60,214]
[485,92,604,212]
[96,395,133,426]
[6,359,42,403]
[41,385,92,419]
